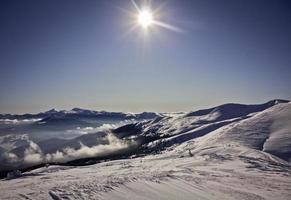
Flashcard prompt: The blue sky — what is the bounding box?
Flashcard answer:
[0,0,291,114]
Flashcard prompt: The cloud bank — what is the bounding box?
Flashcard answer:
[0,132,138,170]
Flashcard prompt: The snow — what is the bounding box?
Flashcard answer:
[0,152,290,199]
[0,100,291,199]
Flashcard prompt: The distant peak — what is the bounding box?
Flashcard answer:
[266,99,289,106]
[70,108,95,114]
[45,109,59,113]
[71,108,85,112]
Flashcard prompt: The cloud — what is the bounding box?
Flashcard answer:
[0,132,138,170]
[72,120,137,135]
[5,152,19,163]
[0,140,44,165]
[45,133,136,163]
[0,118,42,124]
[23,141,43,164]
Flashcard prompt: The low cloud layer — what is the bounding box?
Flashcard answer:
[67,120,136,135]
[44,133,136,163]
[0,118,42,124]
[0,132,138,170]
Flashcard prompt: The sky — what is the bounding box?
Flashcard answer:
[0,0,291,114]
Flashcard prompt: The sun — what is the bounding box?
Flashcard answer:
[138,9,153,28]
[128,0,182,33]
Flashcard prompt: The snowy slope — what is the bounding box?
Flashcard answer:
[0,100,291,199]
[187,102,291,162]
[0,145,290,200]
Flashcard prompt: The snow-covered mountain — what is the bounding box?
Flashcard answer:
[0,108,161,121]
[0,109,161,153]
[114,99,291,156]
[0,100,291,199]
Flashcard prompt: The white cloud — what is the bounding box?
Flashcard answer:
[0,118,42,124]
[45,133,136,163]
[72,120,136,135]
[23,141,43,164]
[1,133,138,168]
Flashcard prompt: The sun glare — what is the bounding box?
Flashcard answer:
[128,0,182,33]
[138,9,153,28]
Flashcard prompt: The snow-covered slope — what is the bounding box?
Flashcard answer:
[0,100,291,200]
[185,102,291,161]
[114,100,291,159]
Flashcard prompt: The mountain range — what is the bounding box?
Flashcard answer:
[0,99,291,199]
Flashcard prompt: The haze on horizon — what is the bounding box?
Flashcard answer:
[0,0,291,114]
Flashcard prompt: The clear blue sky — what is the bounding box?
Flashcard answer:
[0,0,291,114]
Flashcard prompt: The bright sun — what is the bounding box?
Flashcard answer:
[130,0,181,33]
[138,10,153,28]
